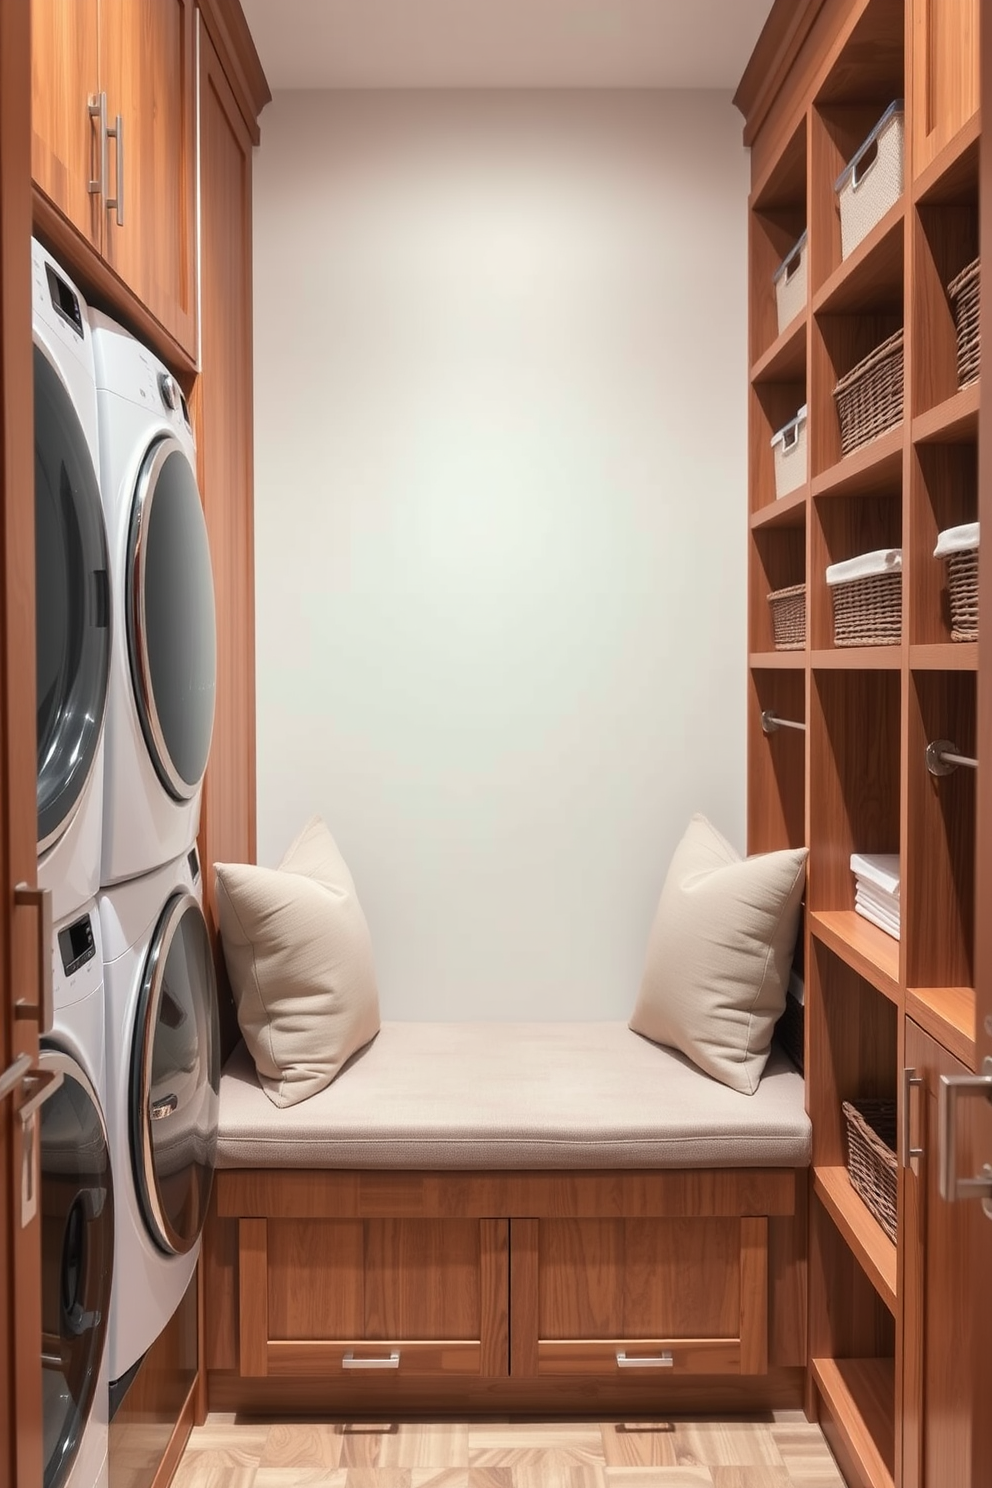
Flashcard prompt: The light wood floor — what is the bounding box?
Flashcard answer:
[173,1415,848,1487]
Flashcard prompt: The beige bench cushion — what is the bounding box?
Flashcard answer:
[217,1022,810,1170]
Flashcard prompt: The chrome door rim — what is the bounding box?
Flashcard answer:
[132,891,215,1255]
[126,436,203,803]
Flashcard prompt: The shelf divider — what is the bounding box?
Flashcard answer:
[749,651,807,670]
[908,642,978,672]
[809,911,901,1004]
[912,380,980,446]
[813,1165,897,1314]
[751,314,807,384]
[812,428,903,500]
[751,486,808,530]
[812,1356,896,1488]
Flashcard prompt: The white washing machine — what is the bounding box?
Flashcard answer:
[90,312,216,887]
[99,845,219,1386]
[33,241,112,924]
[40,899,113,1488]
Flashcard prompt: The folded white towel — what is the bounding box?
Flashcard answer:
[851,852,900,897]
[855,899,900,941]
[934,522,979,559]
[827,549,903,586]
[856,882,901,926]
[855,888,900,936]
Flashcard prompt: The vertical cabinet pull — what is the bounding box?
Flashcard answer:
[106,112,125,226]
[902,1067,924,1166]
[938,1065,992,1206]
[88,92,108,196]
[14,885,53,1036]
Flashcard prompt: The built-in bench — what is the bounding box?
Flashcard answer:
[203,1022,811,1416]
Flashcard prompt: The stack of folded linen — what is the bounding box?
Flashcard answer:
[851,852,900,939]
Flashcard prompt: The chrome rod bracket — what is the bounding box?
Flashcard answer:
[926,739,978,776]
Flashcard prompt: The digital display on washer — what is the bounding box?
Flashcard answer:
[44,264,83,338]
[57,913,96,977]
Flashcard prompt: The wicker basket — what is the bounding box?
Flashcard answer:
[830,569,902,647]
[774,231,808,335]
[768,583,806,651]
[935,525,980,642]
[843,1098,898,1243]
[948,257,980,388]
[836,102,904,260]
[833,329,904,456]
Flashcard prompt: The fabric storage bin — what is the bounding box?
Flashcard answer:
[948,257,980,387]
[770,405,808,498]
[773,231,808,334]
[843,1098,897,1242]
[935,522,979,642]
[767,582,806,651]
[835,101,904,259]
[833,329,904,455]
[826,549,902,647]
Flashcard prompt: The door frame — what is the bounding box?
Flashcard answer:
[1,0,46,1482]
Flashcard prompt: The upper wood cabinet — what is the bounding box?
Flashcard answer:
[30,0,197,355]
[910,0,979,179]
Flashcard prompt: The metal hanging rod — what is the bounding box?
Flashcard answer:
[761,710,806,736]
[926,739,979,777]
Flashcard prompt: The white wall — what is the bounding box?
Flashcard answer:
[253,90,748,1021]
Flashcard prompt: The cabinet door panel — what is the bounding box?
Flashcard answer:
[100,0,196,352]
[904,1020,990,1488]
[267,1220,364,1341]
[31,0,102,248]
[911,0,979,179]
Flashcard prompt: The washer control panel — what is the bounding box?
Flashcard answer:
[58,911,97,977]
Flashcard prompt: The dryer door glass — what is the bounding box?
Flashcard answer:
[126,438,216,801]
[34,345,111,852]
[39,1049,113,1488]
[131,893,220,1255]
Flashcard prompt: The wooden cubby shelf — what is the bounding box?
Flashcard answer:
[749,651,806,669]
[812,1356,896,1488]
[912,380,980,446]
[812,203,904,318]
[814,1166,898,1314]
[750,485,808,529]
[906,986,977,1069]
[812,427,903,499]
[913,113,980,206]
[751,314,806,384]
[909,643,978,671]
[809,912,900,1004]
[810,647,901,670]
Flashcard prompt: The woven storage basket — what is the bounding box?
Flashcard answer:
[948,257,980,387]
[946,548,979,641]
[774,231,808,335]
[768,583,806,651]
[833,329,904,455]
[836,102,904,260]
[830,569,902,647]
[775,994,804,1073]
[843,1098,898,1243]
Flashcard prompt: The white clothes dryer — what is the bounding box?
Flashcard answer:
[40,899,113,1488]
[91,312,216,887]
[32,240,112,924]
[99,846,219,1386]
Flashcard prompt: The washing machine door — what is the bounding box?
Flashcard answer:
[126,435,216,801]
[38,1047,113,1488]
[131,892,220,1255]
[34,344,111,852]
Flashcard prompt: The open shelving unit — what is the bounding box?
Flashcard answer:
[740,1,981,1484]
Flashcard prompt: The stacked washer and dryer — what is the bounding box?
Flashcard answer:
[32,240,221,1488]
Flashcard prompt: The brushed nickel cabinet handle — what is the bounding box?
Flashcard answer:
[938,1064,992,1205]
[902,1066,924,1166]
[88,92,107,196]
[14,885,53,1035]
[342,1351,400,1370]
[106,112,124,226]
[616,1351,674,1368]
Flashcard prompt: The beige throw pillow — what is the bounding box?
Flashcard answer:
[214,817,380,1107]
[630,815,807,1095]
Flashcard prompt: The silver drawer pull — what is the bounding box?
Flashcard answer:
[150,1094,178,1121]
[342,1351,400,1370]
[616,1351,674,1369]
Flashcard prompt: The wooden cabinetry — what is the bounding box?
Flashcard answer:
[737,1,988,1484]
[30,0,197,354]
